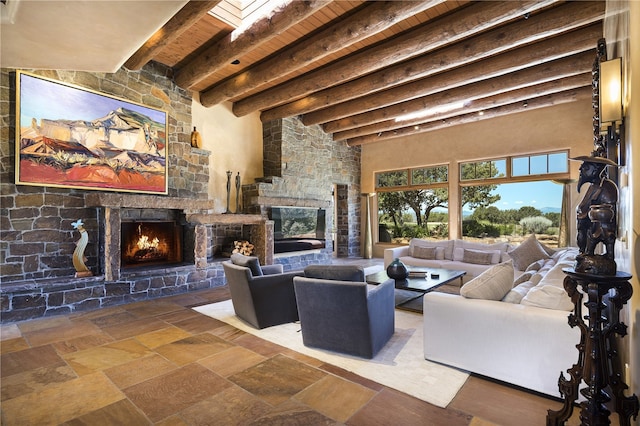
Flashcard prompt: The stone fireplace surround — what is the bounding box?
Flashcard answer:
[1,191,333,323]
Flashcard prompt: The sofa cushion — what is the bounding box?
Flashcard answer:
[410,239,453,260]
[462,248,495,265]
[460,261,514,301]
[502,280,537,304]
[521,285,573,311]
[507,234,550,270]
[230,253,263,276]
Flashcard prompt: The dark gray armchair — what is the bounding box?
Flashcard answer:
[293,265,395,358]
[222,254,303,329]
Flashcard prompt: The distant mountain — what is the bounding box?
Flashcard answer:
[540,207,561,214]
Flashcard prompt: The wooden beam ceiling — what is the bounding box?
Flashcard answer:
[124,0,605,145]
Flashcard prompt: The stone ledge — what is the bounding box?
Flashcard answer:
[0,275,106,295]
[85,193,214,211]
[185,213,268,225]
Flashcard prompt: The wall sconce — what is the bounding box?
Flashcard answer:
[599,57,624,165]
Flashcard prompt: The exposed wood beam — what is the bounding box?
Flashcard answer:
[326,51,593,136]
[197,0,446,106]
[226,0,557,115]
[266,3,604,124]
[175,0,331,89]
[124,1,222,71]
[346,87,592,146]
[334,73,591,142]
[299,23,602,126]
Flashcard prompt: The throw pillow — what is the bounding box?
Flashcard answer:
[454,247,501,264]
[460,261,514,301]
[502,280,537,304]
[462,248,494,265]
[507,234,550,271]
[413,245,438,260]
[539,241,557,257]
[230,253,263,276]
[410,239,454,260]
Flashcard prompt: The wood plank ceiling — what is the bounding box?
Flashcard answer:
[124,0,604,146]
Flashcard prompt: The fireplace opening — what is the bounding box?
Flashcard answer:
[269,206,326,253]
[121,221,183,267]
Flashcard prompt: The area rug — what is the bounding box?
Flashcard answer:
[193,300,469,408]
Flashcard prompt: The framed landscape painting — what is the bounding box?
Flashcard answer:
[15,71,168,194]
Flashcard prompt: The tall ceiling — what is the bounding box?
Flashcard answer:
[2,1,604,146]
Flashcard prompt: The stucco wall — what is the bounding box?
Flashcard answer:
[191,97,263,213]
[362,100,594,247]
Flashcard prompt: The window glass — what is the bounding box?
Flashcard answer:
[462,181,563,248]
[529,155,547,175]
[376,170,408,188]
[512,157,529,176]
[412,165,448,185]
[377,188,449,242]
[460,160,504,181]
[511,151,568,176]
[548,152,568,173]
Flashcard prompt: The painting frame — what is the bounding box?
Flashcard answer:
[15,71,169,195]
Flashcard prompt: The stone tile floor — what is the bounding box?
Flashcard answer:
[1,283,580,425]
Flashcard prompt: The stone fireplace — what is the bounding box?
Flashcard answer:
[1,64,362,323]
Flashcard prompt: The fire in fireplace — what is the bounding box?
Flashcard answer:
[121,221,183,267]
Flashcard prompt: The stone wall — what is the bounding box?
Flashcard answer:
[245,117,362,258]
[1,63,209,283]
[0,64,219,322]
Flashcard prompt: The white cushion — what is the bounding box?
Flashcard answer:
[454,239,508,253]
[453,247,501,264]
[460,261,514,301]
[521,285,573,311]
[507,234,550,271]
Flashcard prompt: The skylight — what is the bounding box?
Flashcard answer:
[209,0,290,41]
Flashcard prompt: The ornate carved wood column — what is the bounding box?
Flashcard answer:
[547,270,638,425]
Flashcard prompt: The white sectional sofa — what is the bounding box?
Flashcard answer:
[384,238,517,283]
[423,241,581,397]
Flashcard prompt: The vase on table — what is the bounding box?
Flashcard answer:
[387,258,409,280]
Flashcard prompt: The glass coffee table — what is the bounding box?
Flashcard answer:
[366,267,466,312]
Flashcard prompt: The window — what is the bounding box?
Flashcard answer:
[512,151,568,177]
[375,170,408,188]
[376,165,449,242]
[411,165,448,185]
[460,151,569,245]
[460,159,506,181]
